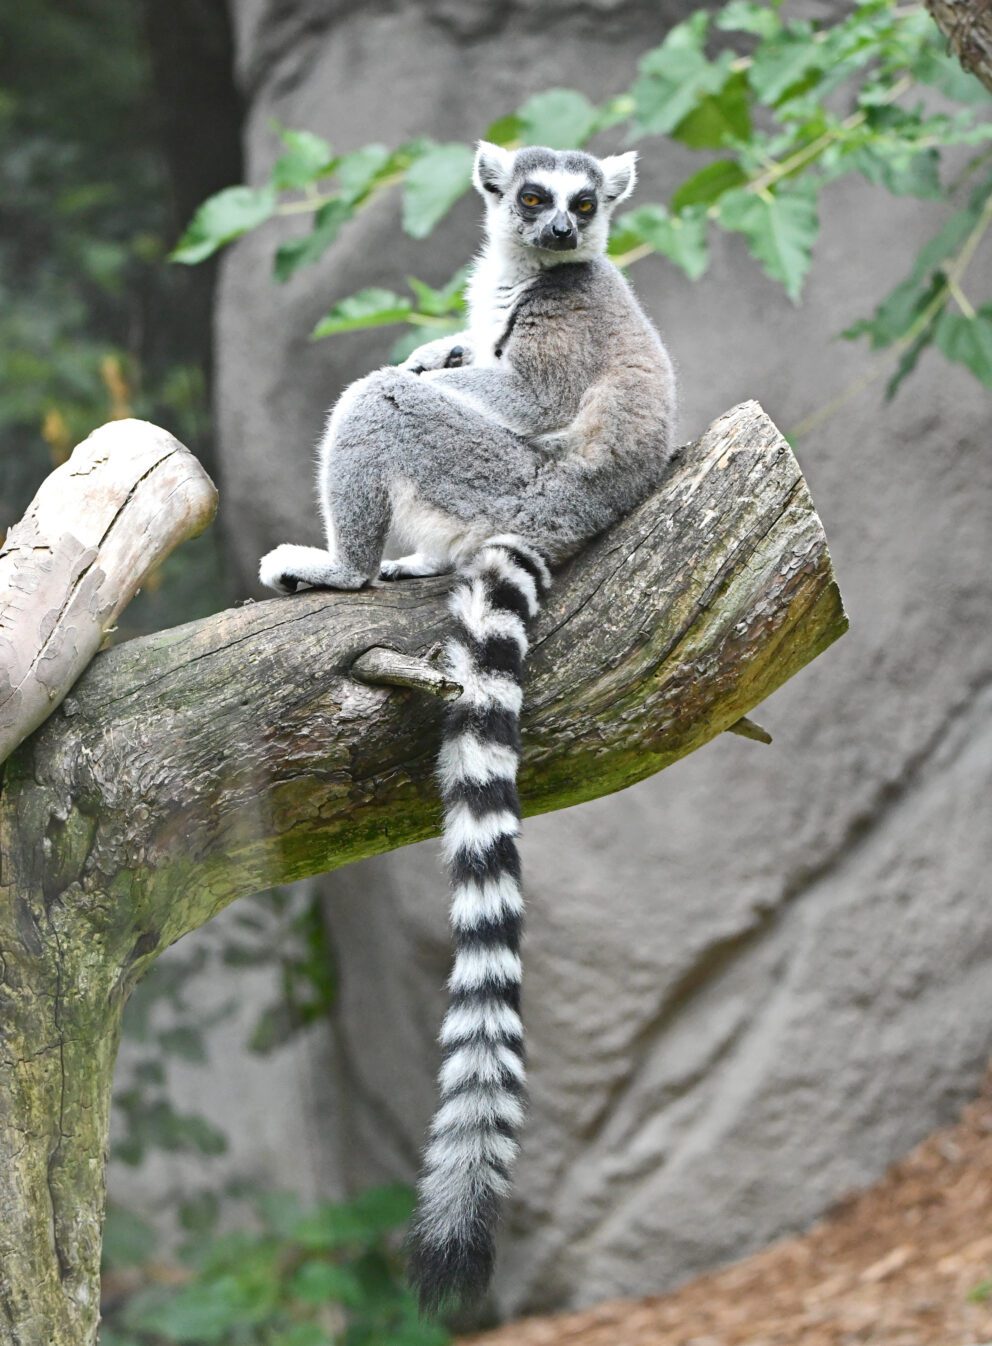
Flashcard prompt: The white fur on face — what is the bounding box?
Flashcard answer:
[509,164,616,260]
[525,168,597,210]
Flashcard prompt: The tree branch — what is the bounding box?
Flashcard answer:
[351,644,464,699]
[0,418,217,765]
[0,400,846,1345]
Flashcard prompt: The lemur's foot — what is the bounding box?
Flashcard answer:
[259,544,367,594]
[401,337,471,375]
[379,554,451,581]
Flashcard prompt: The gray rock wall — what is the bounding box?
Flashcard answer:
[203,0,992,1317]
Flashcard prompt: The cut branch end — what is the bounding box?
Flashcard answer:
[351,645,463,699]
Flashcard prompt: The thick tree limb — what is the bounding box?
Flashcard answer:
[0,401,845,1345]
[926,0,992,93]
[0,419,217,765]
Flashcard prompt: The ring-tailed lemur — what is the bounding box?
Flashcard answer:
[260,142,677,1311]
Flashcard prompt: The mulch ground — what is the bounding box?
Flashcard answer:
[464,1075,992,1346]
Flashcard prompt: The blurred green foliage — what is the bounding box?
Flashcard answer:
[0,0,210,530]
[100,887,398,1340]
[102,1184,449,1346]
[113,888,336,1172]
[176,0,992,392]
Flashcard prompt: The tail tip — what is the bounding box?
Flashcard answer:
[407,1223,496,1316]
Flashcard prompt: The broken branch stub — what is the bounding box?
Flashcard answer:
[0,418,217,766]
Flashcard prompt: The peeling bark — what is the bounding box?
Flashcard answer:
[0,402,846,1344]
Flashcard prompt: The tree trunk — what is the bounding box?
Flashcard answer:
[926,0,992,93]
[0,401,846,1344]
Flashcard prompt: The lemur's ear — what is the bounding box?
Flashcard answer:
[473,141,515,198]
[600,151,638,204]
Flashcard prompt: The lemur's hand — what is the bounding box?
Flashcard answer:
[401,336,472,375]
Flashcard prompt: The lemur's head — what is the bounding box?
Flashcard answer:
[472,143,638,261]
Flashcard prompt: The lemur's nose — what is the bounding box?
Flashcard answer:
[551,213,574,237]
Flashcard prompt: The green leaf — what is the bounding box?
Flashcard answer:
[132,1058,166,1086]
[609,204,710,280]
[97,1331,144,1346]
[484,113,524,146]
[402,143,475,239]
[934,307,992,386]
[289,1259,367,1306]
[748,25,823,105]
[272,128,335,190]
[271,1327,334,1346]
[170,185,276,265]
[275,199,354,282]
[848,144,942,199]
[406,267,469,317]
[102,1205,157,1270]
[844,195,989,350]
[378,1322,452,1346]
[715,0,782,40]
[672,70,751,149]
[256,1189,305,1238]
[844,272,943,349]
[594,93,637,132]
[221,941,273,967]
[312,288,412,339]
[717,187,819,301]
[347,1182,417,1233]
[177,1228,266,1275]
[158,1024,207,1063]
[179,1190,220,1234]
[112,1136,145,1166]
[123,1272,279,1343]
[150,1104,228,1155]
[911,46,992,106]
[336,143,392,204]
[671,159,747,212]
[247,1001,304,1053]
[884,324,933,400]
[291,1183,415,1249]
[176,1112,229,1156]
[517,89,600,148]
[632,14,736,137]
[113,1093,228,1161]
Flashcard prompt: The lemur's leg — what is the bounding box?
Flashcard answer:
[261,368,545,593]
[379,554,453,581]
[259,376,393,594]
[258,544,367,594]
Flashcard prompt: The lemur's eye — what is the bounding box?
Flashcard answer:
[520,192,542,208]
[576,199,595,214]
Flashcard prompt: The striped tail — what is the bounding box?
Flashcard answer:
[407,534,552,1314]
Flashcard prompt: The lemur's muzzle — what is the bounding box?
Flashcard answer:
[540,211,578,251]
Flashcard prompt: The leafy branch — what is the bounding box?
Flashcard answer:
[173,0,992,389]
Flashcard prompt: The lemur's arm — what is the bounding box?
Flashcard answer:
[420,364,560,439]
[401,333,473,374]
